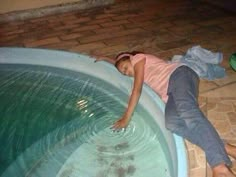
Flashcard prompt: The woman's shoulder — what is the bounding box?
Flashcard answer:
[140,53,164,62]
[131,52,165,63]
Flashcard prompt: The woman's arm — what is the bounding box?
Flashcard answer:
[113,58,145,129]
[93,55,116,65]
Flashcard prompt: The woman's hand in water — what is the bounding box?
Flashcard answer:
[112,115,130,130]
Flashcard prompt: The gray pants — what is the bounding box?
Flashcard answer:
[165,65,232,167]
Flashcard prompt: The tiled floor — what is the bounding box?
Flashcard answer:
[0,0,236,176]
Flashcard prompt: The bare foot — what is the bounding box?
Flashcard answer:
[213,164,236,177]
[225,143,236,159]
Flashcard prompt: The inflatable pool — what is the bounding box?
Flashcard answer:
[0,47,188,177]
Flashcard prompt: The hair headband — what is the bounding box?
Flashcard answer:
[116,53,132,61]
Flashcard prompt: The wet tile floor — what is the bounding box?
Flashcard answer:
[0,0,236,176]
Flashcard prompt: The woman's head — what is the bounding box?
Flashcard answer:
[114,51,142,76]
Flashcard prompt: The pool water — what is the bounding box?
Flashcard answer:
[0,64,172,177]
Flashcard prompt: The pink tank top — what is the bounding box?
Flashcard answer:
[130,53,180,103]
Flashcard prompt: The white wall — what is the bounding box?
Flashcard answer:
[0,0,84,14]
[0,0,114,14]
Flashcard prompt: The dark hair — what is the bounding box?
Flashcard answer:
[114,51,143,68]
